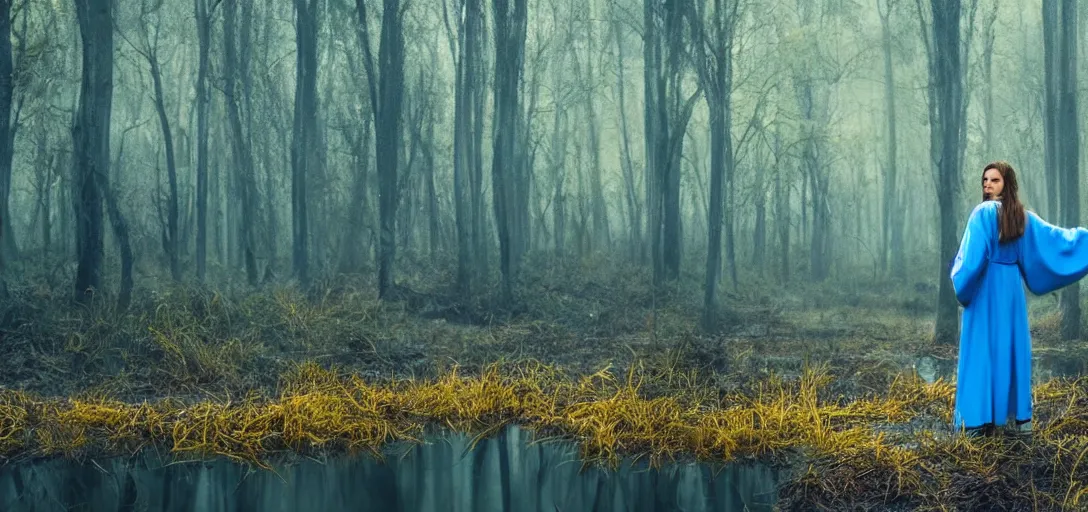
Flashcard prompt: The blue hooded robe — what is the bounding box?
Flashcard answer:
[950,200,1088,430]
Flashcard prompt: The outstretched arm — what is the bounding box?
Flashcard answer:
[951,202,997,307]
[1020,211,1088,295]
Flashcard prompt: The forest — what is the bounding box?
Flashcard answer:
[0,0,1086,509]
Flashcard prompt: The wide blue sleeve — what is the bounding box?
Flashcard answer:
[1019,211,1088,295]
[951,202,997,307]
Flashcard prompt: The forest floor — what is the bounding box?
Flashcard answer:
[0,253,1087,510]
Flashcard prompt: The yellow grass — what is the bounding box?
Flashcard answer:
[0,359,1086,509]
[0,361,959,468]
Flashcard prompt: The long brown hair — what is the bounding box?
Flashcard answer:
[982,160,1025,243]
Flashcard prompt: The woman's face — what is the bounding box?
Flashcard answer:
[983,168,1004,200]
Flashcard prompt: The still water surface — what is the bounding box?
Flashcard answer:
[0,425,778,511]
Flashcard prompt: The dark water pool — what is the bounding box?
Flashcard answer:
[0,425,778,511]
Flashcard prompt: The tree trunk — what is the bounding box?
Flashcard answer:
[0,0,13,275]
[33,127,51,263]
[931,0,965,345]
[550,105,567,256]
[797,77,831,281]
[689,0,736,330]
[643,0,660,274]
[752,184,766,274]
[491,0,528,304]
[1043,0,1060,219]
[214,128,228,267]
[470,9,488,282]
[224,0,259,285]
[800,163,807,249]
[357,0,406,299]
[443,0,481,294]
[725,120,737,290]
[292,0,320,286]
[453,9,474,290]
[575,146,588,257]
[773,129,789,283]
[103,152,133,311]
[338,120,372,274]
[403,96,421,254]
[752,136,767,274]
[195,0,213,282]
[263,149,279,281]
[612,15,641,260]
[376,0,406,297]
[661,3,686,282]
[72,0,112,303]
[554,179,566,255]
[149,55,181,282]
[645,0,697,286]
[257,1,277,281]
[1059,0,1080,341]
[878,0,905,279]
[516,59,539,260]
[575,22,610,251]
[981,1,997,158]
[424,97,439,263]
[703,109,726,330]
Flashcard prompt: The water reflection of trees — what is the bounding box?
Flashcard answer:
[0,426,777,511]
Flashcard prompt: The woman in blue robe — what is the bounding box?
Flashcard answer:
[950,161,1088,436]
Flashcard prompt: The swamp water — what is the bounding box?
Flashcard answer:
[0,425,779,511]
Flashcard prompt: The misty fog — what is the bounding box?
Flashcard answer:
[0,0,1085,510]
